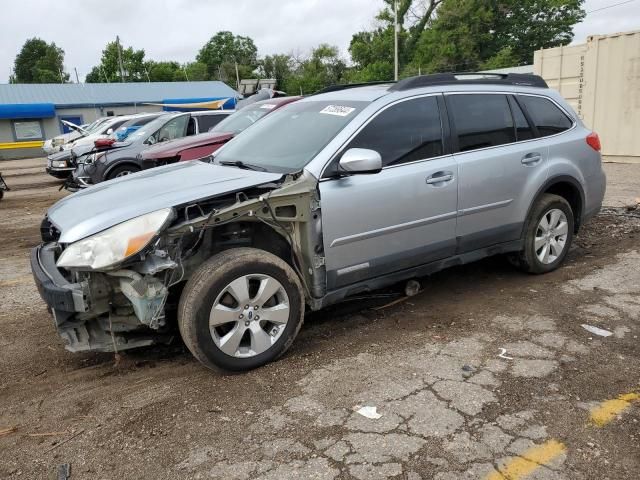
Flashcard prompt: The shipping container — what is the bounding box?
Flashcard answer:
[534,30,640,163]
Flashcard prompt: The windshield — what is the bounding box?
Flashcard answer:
[210,103,276,134]
[215,100,368,173]
[110,115,161,141]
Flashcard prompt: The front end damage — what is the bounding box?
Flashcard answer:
[32,172,325,353]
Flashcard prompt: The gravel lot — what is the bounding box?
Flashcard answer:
[0,159,639,480]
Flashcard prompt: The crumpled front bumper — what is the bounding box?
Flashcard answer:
[31,243,171,353]
[30,243,88,326]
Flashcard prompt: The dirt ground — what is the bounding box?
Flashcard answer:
[1,159,639,480]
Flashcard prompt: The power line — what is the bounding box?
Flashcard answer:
[586,0,637,14]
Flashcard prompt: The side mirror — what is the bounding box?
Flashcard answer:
[106,128,113,135]
[146,136,157,145]
[338,148,382,175]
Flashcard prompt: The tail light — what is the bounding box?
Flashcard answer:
[586,132,601,152]
[94,138,116,148]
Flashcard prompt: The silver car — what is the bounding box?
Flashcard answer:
[31,73,606,371]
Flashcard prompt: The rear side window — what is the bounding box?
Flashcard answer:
[518,95,573,137]
[197,114,227,132]
[510,98,534,141]
[346,96,443,167]
[448,94,515,152]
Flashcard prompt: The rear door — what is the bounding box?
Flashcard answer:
[319,95,459,290]
[446,93,549,251]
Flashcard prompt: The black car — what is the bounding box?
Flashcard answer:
[69,110,233,190]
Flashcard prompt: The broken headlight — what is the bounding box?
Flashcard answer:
[57,208,173,270]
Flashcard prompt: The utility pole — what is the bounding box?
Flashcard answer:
[394,0,399,81]
[116,35,125,83]
[234,61,240,90]
[59,68,64,84]
[144,67,151,83]
[100,65,110,83]
[183,66,190,82]
[74,67,80,84]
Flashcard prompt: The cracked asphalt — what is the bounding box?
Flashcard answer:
[0,160,639,479]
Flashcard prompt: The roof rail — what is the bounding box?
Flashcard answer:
[312,81,395,95]
[388,72,548,91]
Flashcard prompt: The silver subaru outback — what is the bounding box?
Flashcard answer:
[31,73,606,371]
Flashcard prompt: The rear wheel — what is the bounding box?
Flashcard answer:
[106,164,140,180]
[516,193,574,274]
[178,248,304,372]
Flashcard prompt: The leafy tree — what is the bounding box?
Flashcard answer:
[413,0,585,73]
[259,54,295,91]
[285,44,347,94]
[12,38,69,83]
[146,61,181,82]
[197,31,258,85]
[349,0,585,80]
[85,40,147,83]
[179,62,210,81]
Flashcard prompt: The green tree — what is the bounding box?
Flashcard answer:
[413,0,585,73]
[179,61,210,81]
[259,54,294,91]
[85,40,147,83]
[349,0,585,80]
[146,61,181,82]
[285,44,347,94]
[12,38,69,83]
[197,31,258,85]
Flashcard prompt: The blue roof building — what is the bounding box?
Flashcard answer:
[0,81,238,159]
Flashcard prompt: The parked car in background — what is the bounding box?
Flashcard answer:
[46,114,159,179]
[140,97,301,168]
[42,117,110,154]
[32,73,605,372]
[69,110,233,188]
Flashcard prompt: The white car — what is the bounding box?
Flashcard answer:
[61,116,136,152]
[42,118,109,154]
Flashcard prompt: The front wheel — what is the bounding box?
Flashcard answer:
[515,193,574,274]
[178,248,305,372]
[106,164,140,180]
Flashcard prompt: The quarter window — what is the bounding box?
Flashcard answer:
[449,94,515,152]
[518,95,573,137]
[345,96,443,167]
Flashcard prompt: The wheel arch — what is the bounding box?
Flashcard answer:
[525,175,585,234]
[103,159,141,180]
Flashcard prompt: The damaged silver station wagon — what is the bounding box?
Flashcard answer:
[32,73,606,371]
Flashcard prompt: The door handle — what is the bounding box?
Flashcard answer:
[426,171,454,185]
[521,153,542,165]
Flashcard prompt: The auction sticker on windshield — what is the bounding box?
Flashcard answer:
[320,105,356,116]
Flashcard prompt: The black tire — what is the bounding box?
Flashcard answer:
[0,189,4,201]
[178,248,305,372]
[516,193,574,274]
[106,164,140,181]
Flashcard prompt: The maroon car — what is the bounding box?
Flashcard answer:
[140,96,301,169]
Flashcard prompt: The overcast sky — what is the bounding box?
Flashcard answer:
[1,0,638,82]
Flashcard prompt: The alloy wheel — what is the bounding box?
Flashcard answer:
[209,274,290,358]
[535,208,568,264]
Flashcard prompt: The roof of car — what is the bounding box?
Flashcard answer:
[304,73,550,104]
[304,84,393,103]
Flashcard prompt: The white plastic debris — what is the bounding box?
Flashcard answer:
[581,324,613,337]
[355,406,382,419]
[498,348,513,360]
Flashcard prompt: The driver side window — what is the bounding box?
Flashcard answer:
[156,115,189,142]
[345,96,444,168]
